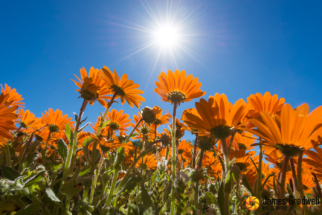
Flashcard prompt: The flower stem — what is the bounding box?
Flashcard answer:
[192,134,198,168]
[105,167,120,206]
[4,144,11,167]
[257,140,263,198]
[278,155,290,199]
[89,152,105,204]
[296,151,312,215]
[62,99,87,180]
[170,103,178,215]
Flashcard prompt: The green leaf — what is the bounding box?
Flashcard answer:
[24,153,37,169]
[24,171,45,187]
[65,124,72,143]
[45,188,61,203]
[241,174,254,196]
[1,164,20,180]
[116,174,142,195]
[57,139,68,161]
[82,137,94,162]
[52,162,62,172]
[15,203,42,215]
[141,182,153,209]
[99,120,110,130]
[261,173,275,190]
[217,182,225,215]
[79,166,91,177]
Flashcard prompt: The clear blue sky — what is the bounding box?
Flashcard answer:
[1,0,322,141]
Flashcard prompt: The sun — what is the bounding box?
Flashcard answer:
[153,23,180,49]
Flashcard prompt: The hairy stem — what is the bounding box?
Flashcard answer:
[170,103,178,215]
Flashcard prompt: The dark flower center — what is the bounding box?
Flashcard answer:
[167,91,186,104]
[111,84,125,97]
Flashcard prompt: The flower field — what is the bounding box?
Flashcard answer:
[1,67,322,215]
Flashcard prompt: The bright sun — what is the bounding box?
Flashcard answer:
[153,24,180,49]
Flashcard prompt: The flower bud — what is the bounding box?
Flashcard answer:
[141,106,162,124]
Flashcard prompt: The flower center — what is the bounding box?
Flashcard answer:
[109,122,120,130]
[111,84,125,97]
[20,122,28,129]
[49,124,59,133]
[167,91,186,104]
[210,125,233,139]
[140,126,150,134]
[275,144,304,157]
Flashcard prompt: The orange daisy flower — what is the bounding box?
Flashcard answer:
[154,70,206,104]
[182,94,249,138]
[72,67,112,107]
[41,108,74,133]
[101,66,145,108]
[247,92,285,116]
[18,109,42,130]
[245,104,322,157]
[1,83,24,108]
[0,94,18,139]
[135,155,157,170]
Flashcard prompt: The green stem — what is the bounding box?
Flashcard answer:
[165,147,169,160]
[296,151,311,215]
[89,151,105,204]
[155,124,159,164]
[63,99,87,180]
[170,103,178,215]
[105,168,120,205]
[192,134,198,168]
[257,140,263,199]
[19,134,34,173]
[4,144,11,167]
[194,149,204,207]
[42,131,52,164]
[124,118,143,143]
[279,155,290,199]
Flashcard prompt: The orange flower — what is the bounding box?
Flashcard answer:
[182,94,249,138]
[0,136,7,148]
[154,109,171,126]
[18,109,42,130]
[245,104,322,157]
[1,84,24,107]
[177,139,192,166]
[304,147,322,181]
[72,67,112,107]
[0,94,18,139]
[41,109,73,133]
[106,109,131,133]
[101,66,145,108]
[135,155,157,170]
[154,70,206,104]
[247,92,285,116]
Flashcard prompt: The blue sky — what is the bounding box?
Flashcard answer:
[1,0,322,141]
